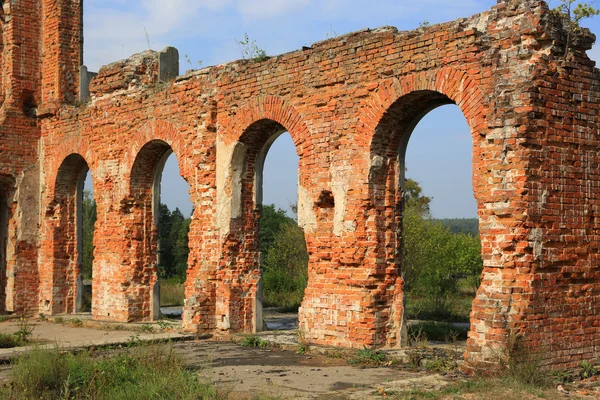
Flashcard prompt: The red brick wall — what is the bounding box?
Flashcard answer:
[0,0,595,372]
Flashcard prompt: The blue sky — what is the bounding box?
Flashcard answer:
[82,0,600,219]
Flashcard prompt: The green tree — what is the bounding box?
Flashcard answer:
[258,204,308,308]
[158,203,173,278]
[158,204,190,281]
[81,190,96,280]
[262,221,308,308]
[172,218,190,279]
[402,180,483,317]
[259,204,295,255]
[404,178,431,217]
[553,0,600,58]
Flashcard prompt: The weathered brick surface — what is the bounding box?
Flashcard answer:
[0,0,598,371]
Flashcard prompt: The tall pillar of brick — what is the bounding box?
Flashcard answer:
[40,0,82,112]
[0,0,44,315]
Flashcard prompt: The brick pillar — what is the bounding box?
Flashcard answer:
[41,0,82,111]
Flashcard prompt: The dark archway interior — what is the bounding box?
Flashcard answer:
[54,154,90,314]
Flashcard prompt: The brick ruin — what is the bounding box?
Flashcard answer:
[0,0,598,371]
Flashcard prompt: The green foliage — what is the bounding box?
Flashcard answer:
[68,318,83,328]
[553,0,600,58]
[158,204,190,281]
[138,324,154,333]
[259,204,308,308]
[0,333,20,348]
[237,33,268,62]
[160,279,185,307]
[259,205,294,254]
[403,180,483,317]
[262,221,308,308]
[348,347,387,366]
[14,316,34,343]
[82,189,96,280]
[5,343,220,399]
[240,335,269,348]
[404,178,431,217]
[579,360,598,379]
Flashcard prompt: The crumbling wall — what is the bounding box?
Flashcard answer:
[0,0,595,372]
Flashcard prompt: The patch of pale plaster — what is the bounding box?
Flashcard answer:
[297,185,316,233]
[216,138,246,236]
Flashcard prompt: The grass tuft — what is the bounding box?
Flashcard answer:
[348,346,387,366]
[240,335,269,348]
[4,343,222,399]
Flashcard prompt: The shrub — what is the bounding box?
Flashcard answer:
[262,221,308,308]
[0,333,20,348]
[403,206,483,318]
[5,344,220,399]
[240,335,269,348]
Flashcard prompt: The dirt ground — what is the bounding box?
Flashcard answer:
[0,312,598,399]
[177,339,451,399]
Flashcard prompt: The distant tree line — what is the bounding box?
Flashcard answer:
[434,218,479,236]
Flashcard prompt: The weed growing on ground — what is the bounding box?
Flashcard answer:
[348,346,387,366]
[0,315,14,323]
[240,335,269,348]
[138,324,154,333]
[579,360,598,379]
[297,328,309,354]
[53,316,65,324]
[407,321,468,342]
[14,316,34,343]
[68,318,83,327]
[157,320,170,330]
[0,332,20,348]
[325,349,344,359]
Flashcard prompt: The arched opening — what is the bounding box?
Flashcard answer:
[129,140,191,322]
[157,153,192,320]
[76,173,96,313]
[368,90,482,349]
[230,119,307,332]
[52,154,90,314]
[402,104,481,346]
[260,132,305,331]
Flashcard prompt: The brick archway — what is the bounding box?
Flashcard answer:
[39,153,90,315]
[7,0,600,372]
[212,96,314,333]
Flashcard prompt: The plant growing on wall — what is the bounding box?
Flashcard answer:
[236,33,268,62]
[553,0,600,58]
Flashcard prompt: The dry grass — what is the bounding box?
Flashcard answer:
[160,281,185,307]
